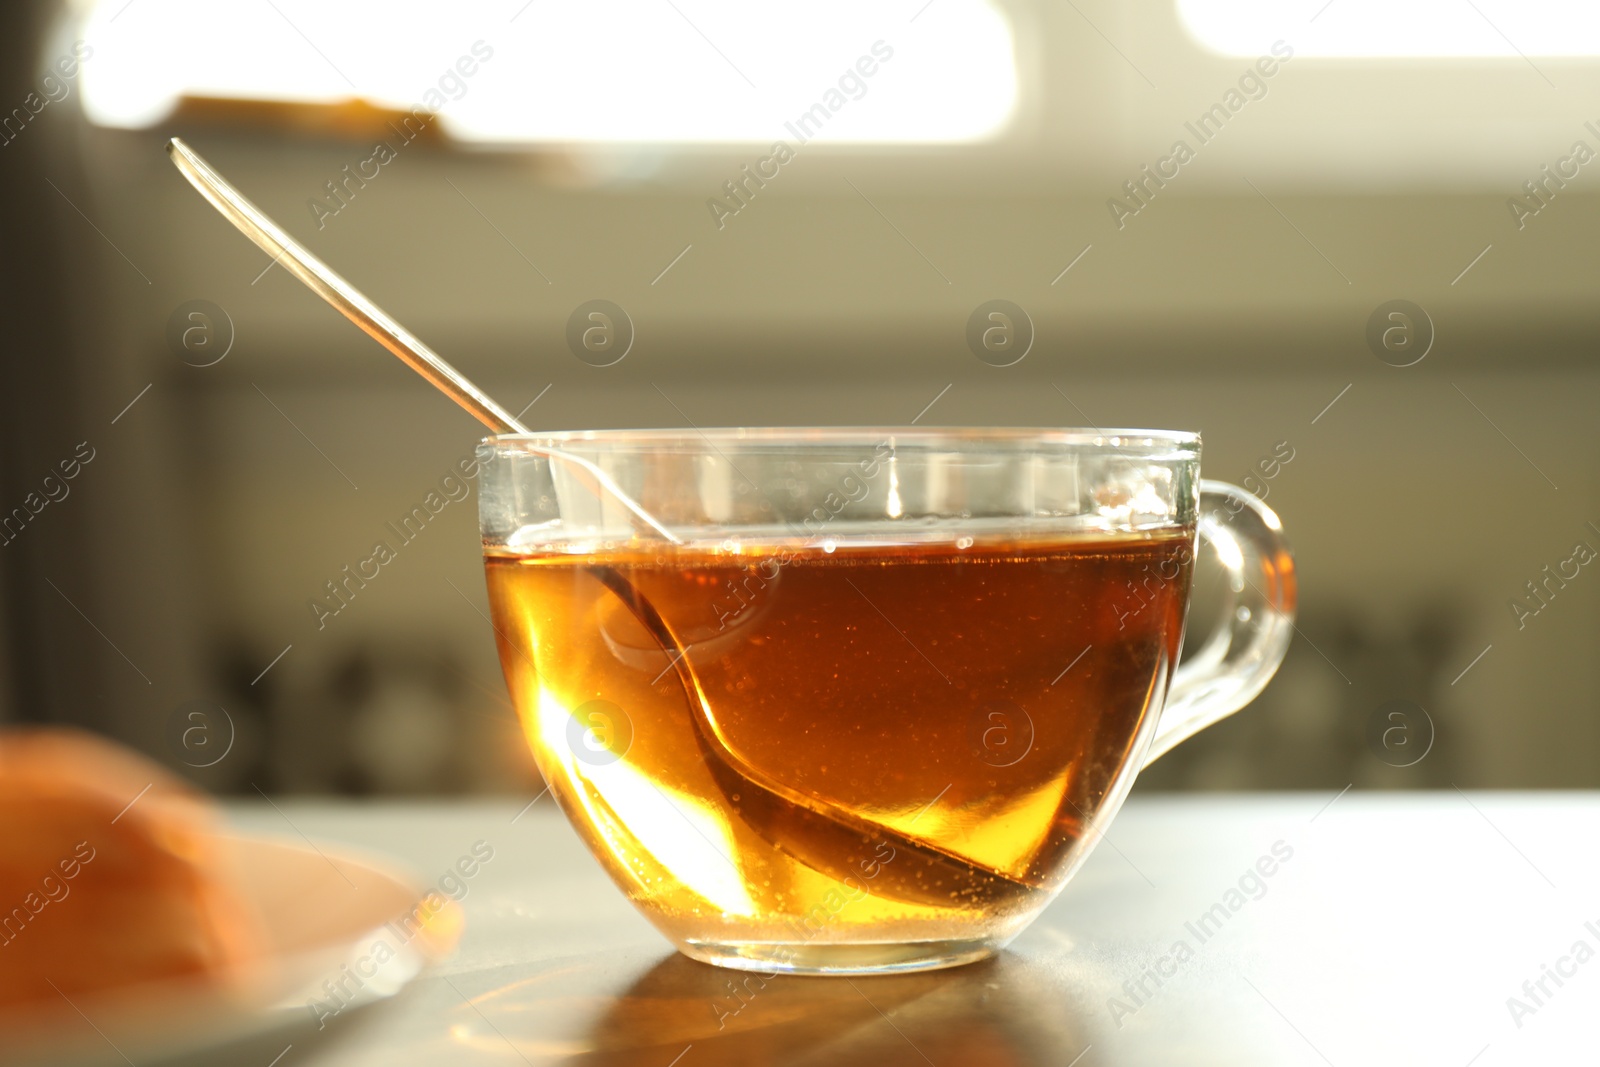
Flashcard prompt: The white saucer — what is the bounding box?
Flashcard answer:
[5,833,460,1067]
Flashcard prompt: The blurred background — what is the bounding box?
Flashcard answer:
[1,0,1595,797]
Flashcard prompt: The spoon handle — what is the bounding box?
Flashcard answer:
[166,137,527,435]
[167,138,683,544]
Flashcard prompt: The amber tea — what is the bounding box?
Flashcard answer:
[487,530,1194,969]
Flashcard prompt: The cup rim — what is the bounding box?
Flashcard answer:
[480,426,1201,453]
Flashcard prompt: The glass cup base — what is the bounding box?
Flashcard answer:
[678,937,1005,976]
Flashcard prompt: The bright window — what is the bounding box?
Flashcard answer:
[1178,0,1600,57]
[79,0,1018,143]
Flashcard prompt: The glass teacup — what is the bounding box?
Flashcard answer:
[478,428,1294,975]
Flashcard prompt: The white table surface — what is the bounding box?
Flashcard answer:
[220,792,1600,1066]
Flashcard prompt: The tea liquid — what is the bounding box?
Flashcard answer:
[486,531,1192,949]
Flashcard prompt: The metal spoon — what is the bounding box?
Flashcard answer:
[165,137,678,544]
[167,139,1047,904]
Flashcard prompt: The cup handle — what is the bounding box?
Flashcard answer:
[1143,479,1298,766]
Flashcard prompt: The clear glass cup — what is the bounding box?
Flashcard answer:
[478,428,1294,975]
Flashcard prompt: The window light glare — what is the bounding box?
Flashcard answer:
[1178,0,1600,58]
[79,0,1017,144]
